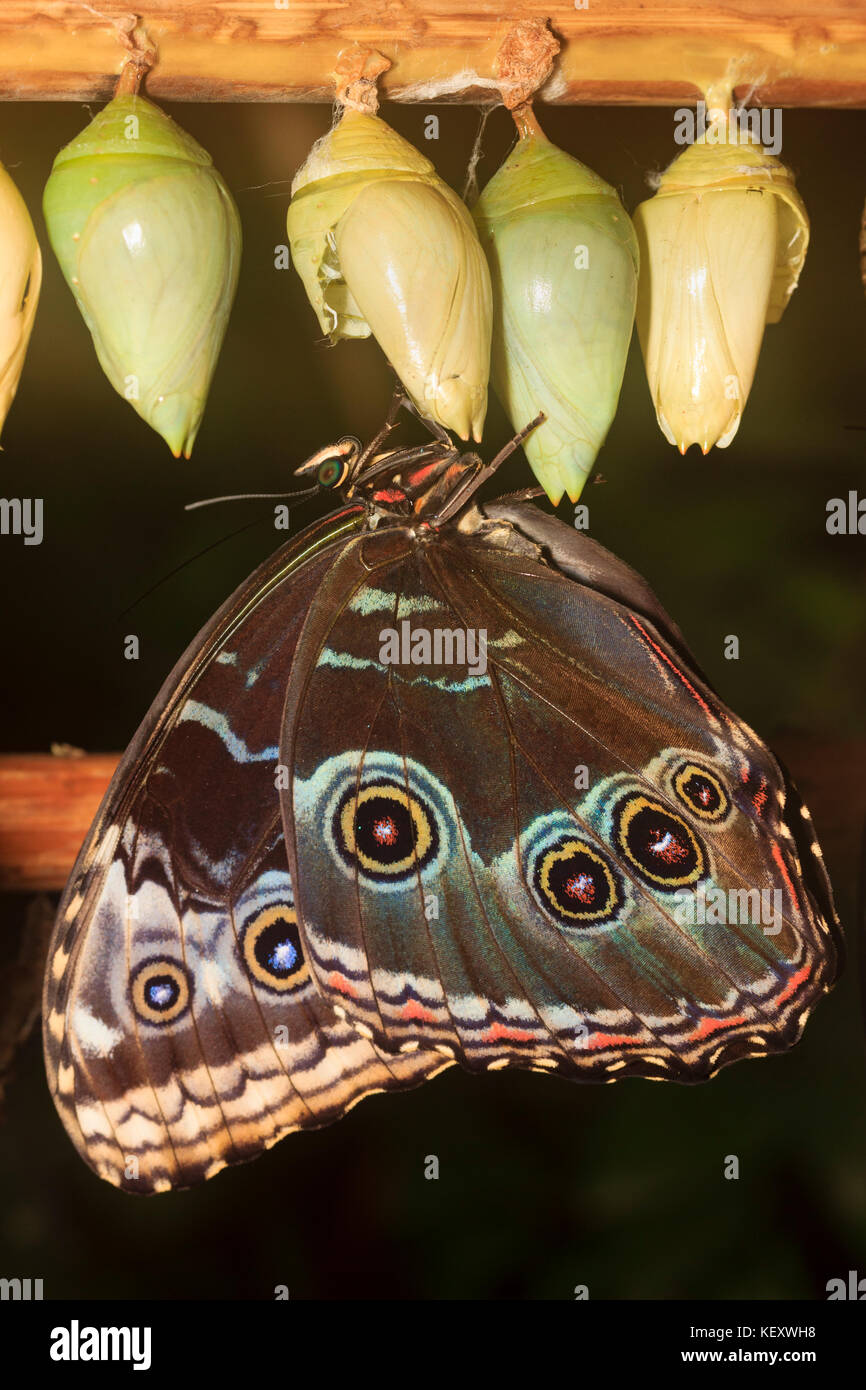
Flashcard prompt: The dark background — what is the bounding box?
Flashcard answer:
[0,99,863,1299]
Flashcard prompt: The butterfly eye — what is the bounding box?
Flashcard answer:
[317,455,350,489]
[334,780,438,883]
[672,762,731,824]
[532,836,624,928]
[614,793,706,889]
[131,958,191,1026]
[242,907,309,993]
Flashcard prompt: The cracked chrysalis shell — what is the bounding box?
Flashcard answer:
[0,160,41,441]
[473,120,639,505]
[287,109,492,442]
[43,94,241,458]
[633,125,809,454]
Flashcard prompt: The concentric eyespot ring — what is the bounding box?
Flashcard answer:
[333,779,438,883]
[672,762,731,824]
[130,958,191,1026]
[531,836,624,928]
[614,793,706,888]
[241,906,309,994]
[310,752,451,891]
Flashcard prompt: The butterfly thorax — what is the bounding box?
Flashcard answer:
[351,443,481,527]
[296,434,484,532]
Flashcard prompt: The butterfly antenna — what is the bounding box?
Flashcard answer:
[117,514,268,619]
[122,457,333,619]
[185,484,319,512]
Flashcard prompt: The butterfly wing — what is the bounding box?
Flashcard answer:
[283,503,842,1081]
[44,508,449,1193]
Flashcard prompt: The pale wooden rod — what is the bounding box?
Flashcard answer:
[0,2,865,105]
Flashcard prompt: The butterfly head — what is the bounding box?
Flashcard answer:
[294,436,363,492]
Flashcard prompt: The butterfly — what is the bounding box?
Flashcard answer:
[43,401,843,1193]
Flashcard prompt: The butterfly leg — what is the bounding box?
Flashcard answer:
[399,397,455,449]
[355,379,417,473]
[494,485,547,504]
[431,412,546,525]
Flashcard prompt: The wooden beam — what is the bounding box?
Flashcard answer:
[0,2,865,106]
[0,754,117,893]
[0,739,862,894]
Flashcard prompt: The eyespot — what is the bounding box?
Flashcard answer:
[242,906,309,994]
[333,780,438,883]
[614,793,706,888]
[131,958,191,1026]
[672,762,731,824]
[308,752,452,891]
[531,836,624,927]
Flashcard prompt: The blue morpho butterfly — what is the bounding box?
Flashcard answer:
[44,398,842,1193]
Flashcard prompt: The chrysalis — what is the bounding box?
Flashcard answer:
[633,113,809,454]
[43,93,241,458]
[0,158,41,441]
[287,52,491,443]
[473,108,638,505]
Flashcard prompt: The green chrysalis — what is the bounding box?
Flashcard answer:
[43,94,241,458]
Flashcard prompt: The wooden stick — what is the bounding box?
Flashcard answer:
[0,739,862,894]
[1,2,866,105]
[0,754,118,893]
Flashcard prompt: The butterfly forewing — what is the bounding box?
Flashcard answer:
[44,508,449,1193]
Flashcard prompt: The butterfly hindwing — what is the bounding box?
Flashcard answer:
[284,504,841,1081]
[44,509,448,1193]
